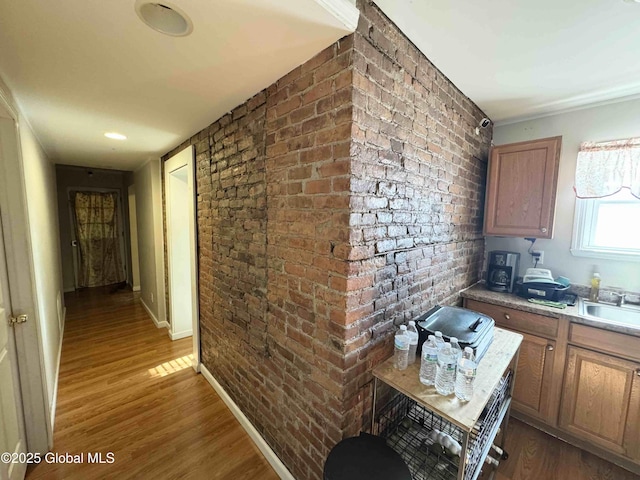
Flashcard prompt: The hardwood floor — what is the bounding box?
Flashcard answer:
[26,287,278,480]
[488,419,640,480]
[26,286,639,480]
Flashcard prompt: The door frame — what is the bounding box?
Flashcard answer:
[67,187,127,289]
[127,184,141,292]
[164,146,199,371]
[0,87,51,453]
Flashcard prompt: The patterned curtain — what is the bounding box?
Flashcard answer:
[574,137,640,199]
[72,191,125,288]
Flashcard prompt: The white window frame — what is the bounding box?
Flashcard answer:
[571,192,640,262]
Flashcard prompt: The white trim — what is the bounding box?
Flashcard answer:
[151,159,167,326]
[164,146,200,369]
[49,306,65,433]
[167,329,192,340]
[200,365,296,480]
[312,0,359,31]
[0,77,19,120]
[132,285,141,292]
[571,194,640,262]
[140,298,168,329]
[495,92,640,127]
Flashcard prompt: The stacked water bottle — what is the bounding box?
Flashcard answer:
[395,324,477,401]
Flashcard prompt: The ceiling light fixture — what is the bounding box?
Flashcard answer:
[135,1,193,37]
[104,132,127,140]
[623,0,640,4]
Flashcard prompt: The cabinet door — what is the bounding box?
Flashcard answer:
[559,346,640,459]
[511,332,556,423]
[484,136,561,238]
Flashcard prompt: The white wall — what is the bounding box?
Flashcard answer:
[0,74,62,451]
[19,118,65,413]
[488,98,640,292]
[133,159,166,326]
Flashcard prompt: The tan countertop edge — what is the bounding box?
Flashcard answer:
[460,282,640,339]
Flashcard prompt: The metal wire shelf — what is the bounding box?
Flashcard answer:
[374,370,513,480]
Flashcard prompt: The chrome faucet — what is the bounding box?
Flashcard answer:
[611,292,626,307]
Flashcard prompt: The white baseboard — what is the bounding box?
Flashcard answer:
[140,298,168,329]
[200,365,295,480]
[132,285,141,292]
[168,329,192,340]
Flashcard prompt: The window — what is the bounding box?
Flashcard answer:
[572,189,640,261]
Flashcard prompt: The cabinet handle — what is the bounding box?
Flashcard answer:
[547,345,554,351]
[504,313,510,320]
[541,227,548,233]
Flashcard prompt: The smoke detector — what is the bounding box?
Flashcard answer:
[135,1,193,37]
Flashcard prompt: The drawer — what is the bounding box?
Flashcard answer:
[465,299,559,339]
[569,323,640,363]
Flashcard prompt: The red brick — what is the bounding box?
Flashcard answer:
[317,159,349,177]
[304,179,332,194]
[302,79,333,105]
[275,96,301,117]
[161,2,490,478]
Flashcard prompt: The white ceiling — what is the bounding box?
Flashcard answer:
[0,0,356,170]
[376,0,640,125]
[1,0,638,170]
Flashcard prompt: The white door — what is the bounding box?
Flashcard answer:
[0,212,28,480]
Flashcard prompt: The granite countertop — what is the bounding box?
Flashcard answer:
[460,283,640,338]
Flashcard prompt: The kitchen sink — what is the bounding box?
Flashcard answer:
[579,299,640,326]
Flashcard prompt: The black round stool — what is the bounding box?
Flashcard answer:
[323,432,412,480]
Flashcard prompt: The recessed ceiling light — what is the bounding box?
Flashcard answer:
[105,132,127,140]
[135,1,193,37]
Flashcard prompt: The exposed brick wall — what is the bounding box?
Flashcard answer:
[341,0,492,435]
[263,38,355,479]
[164,40,355,479]
[162,1,491,478]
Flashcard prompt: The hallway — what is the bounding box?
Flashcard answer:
[26,288,278,480]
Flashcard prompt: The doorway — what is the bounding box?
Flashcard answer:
[164,146,199,370]
[68,188,127,289]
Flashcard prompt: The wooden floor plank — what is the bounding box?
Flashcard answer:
[489,419,639,480]
[26,287,278,480]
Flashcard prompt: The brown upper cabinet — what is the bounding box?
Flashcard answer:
[484,136,562,238]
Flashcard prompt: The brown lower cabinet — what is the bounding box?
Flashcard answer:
[510,332,556,423]
[465,297,640,472]
[559,346,640,460]
[464,299,559,425]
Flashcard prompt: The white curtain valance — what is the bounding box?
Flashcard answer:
[574,137,640,199]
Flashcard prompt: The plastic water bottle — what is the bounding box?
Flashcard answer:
[394,325,410,370]
[450,337,463,361]
[435,342,457,395]
[420,335,438,385]
[406,321,419,365]
[434,331,445,349]
[455,347,477,401]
